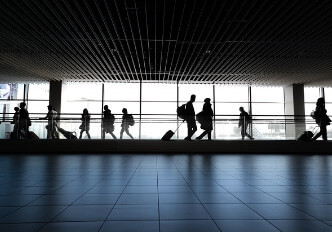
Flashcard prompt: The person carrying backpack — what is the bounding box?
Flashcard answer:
[184,94,197,141]
[238,106,254,140]
[102,105,117,139]
[120,108,134,139]
[196,98,213,140]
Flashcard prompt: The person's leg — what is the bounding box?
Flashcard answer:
[111,132,117,139]
[240,125,245,139]
[207,130,212,140]
[86,130,91,139]
[185,122,191,140]
[120,128,124,139]
[244,123,253,139]
[47,128,52,139]
[79,130,83,139]
[125,128,134,139]
[191,123,197,137]
[187,119,196,139]
[321,125,327,141]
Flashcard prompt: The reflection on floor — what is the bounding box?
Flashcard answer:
[0,154,332,232]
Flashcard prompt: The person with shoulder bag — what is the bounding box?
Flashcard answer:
[195,98,213,140]
[312,97,331,141]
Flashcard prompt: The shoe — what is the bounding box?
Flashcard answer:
[184,137,191,141]
[195,137,201,140]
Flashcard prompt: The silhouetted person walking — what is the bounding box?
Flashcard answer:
[41,105,58,139]
[196,98,213,140]
[312,97,330,141]
[120,108,134,139]
[239,106,253,140]
[11,106,20,139]
[18,102,30,139]
[79,108,91,139]
[102,105,117,139]
[184,94,197,140]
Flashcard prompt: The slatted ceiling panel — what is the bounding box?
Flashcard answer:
[0,1,331,86]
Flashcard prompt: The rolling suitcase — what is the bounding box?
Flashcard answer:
[57,126,78,139]
[297,131,314,141]
[297,126,318,141]
[161,130,175,141]
[28,131,39,139]
[161,121,184,141]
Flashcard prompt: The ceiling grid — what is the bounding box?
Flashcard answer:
[0,0,331,86]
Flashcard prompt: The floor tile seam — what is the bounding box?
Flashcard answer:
[33,191,94,232]
[223,177,332,227]
[266,218,332,230]
[285,204,332,228]
[66,162,128,205]
[0,191,50,221]
[246,184,332,224]
[33,164,125,232]
[157,159,161,232]
[305,193,332,204]
[97,159,144,232]
[198,168,284,232]
[169,160,223,232]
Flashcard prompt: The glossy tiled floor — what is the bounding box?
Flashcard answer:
[0,154,332,232]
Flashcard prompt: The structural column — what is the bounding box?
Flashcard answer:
[284,84,305,139]
[49,80,62,114]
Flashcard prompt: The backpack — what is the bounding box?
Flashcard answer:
[127,114,135,126]
[177,104,187,120]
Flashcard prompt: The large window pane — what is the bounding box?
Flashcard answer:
[61,82,103,139]
[104,83,140,139]
[178,84,213,139]
[0,83,25,139]
[215,85,248,102]
[304,87,321,133]
[141,83,177,139]
[251,86,284,102]
[27,83,50,139]
[251,87,285,139]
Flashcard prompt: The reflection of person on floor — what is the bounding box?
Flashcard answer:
[184,94,197,141]
[238,106,254,140]
[312,97,331,141]
[102,105,117,139]
[79,108,91,139]
[196,98,213,140]
[120,108,134,139]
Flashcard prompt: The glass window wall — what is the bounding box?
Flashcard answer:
[104,83,140,139]
[251,86,285,139]
[304,87,320,133]
[214,85,249,139]
[61,82,103,139]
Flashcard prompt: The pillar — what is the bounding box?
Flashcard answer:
[284,84,305,139]
[49,80,62,114]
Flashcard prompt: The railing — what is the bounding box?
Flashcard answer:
[0,113,327,140]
